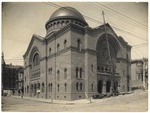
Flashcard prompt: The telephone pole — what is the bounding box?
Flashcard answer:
[102,11,116,96]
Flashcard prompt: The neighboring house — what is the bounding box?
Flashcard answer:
[1,52,23,96]
[131,58,148,90]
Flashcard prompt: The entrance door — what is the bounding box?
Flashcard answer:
[106,81,111,93]
[98,80,103,94]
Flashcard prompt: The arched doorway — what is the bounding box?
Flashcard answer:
[114,81,118,92]
[106,81,111,93]
[98,80,103,94]
[33,84,37,96]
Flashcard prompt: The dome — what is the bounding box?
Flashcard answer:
[49,7,87,23]
[45,6,88,35]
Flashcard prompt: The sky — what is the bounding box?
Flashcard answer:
[2,2,148,66]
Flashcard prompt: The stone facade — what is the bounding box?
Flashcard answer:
[23,7,132,100]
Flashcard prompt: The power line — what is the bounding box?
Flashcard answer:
[86,2,147,30]
[97,3,147,28]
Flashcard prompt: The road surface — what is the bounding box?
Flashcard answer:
[2,90,148,112]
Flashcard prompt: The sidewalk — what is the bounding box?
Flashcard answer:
[10,95,90,104]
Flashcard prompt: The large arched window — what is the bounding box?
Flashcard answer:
[33,53,40,66]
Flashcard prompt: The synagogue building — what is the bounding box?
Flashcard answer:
[23,7,132,100]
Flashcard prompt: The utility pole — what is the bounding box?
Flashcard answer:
[102,11,116,96]
[142,58,146,91]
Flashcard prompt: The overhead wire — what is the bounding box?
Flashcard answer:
[96,2,147,28]
[86,2,148,31]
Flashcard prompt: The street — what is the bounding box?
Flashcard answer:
[2,90,148,112]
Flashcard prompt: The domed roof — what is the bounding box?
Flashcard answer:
[46,6,87,25]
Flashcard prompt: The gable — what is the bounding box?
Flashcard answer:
[23,34,44,58]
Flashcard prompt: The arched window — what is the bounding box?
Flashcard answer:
[57,43,60,53]
[80,83,83,91]
[42,83,44,92]
[57,84,60,92]
[51,68,52,75]
[64,68,67,79]
[49,83,51,92]
[49,48,51,56]
[25,87,26,93]
[51,83,53,92]
[33,53,40,66]
[64,83,67,92]
[77,39,81,51]
[27,86,29,93]
[76,68,78,78]
[64,39,67,50]
[48,68,52,75]
[91,65,94,72]
[57,70,60,81]
[76,82,78,91]
[91,84,94,91]
[37,83,40,90]
[25,76,26,83]
[80,68,82,78]
[61,21,65,26]
[48,68,51,75]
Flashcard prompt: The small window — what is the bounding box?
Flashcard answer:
[77,39,81,51]
[42,83,44,92]
[25,76,26,83]
[25,87,26,93]
[80,83,83,91]
[48,68,52,75]
[27,86,29,93]
[58,84,60,92]
[64,68,67,79]
[76,68,78,78]
[64,83,67,92]
[123,70,125,76]
[91,84,94,91]
[49,84,51,92]
[57,70,60,81]
[51,83,53,92]
[91,65,94,72]
[57,43,60,53]
[64,40,67,50]
[80,68,82,78]
[76,82,79,91]
[49,48,51,56]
